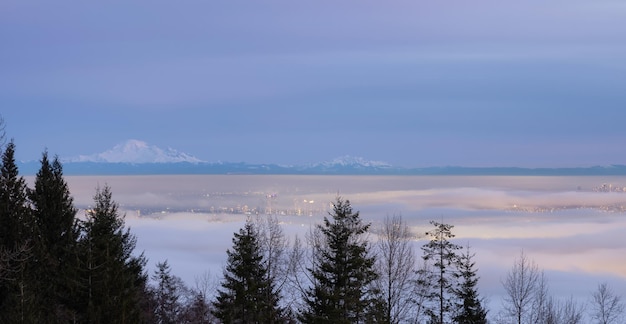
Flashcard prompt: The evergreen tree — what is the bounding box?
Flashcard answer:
[0,140,38,322]
[0,140,32,252]
[419,221,462,324]
[453,244,487,324]
[300,197,379,324]
[213,218,283,323]
[77,185,148,323]
[152,260,184,324]
[29,152,81,321]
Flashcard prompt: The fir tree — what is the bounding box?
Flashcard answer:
[77,185,148,323]
[0,140,32,251]
[0,140,38,322]
[29,152,81,321]
[453,244,487,324]
[213,219,283,323]
[300,197,379,324]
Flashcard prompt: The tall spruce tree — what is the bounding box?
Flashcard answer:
[453,244,487,324]
[0,140,39,322]
[29,152,81,321]
[419,221,462,324]
[213,218,283,323]
[77,185,148,323]
[300,197,380,324]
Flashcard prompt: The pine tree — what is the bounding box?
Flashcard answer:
[77,185,148,323]
[300,197,379,324]
[213,218,283,323]
[29,152,81,321]
[453,244,487,324]
[0,140,38,322]
[419,221,462,324]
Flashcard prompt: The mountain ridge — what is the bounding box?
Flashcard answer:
[15,140,626,176]
[16,161,626,176]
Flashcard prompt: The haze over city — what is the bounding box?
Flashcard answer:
[2,1,626,167]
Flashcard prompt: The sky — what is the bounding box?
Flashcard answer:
[2,0,626,167]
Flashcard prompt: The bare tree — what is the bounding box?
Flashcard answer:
[559,296,585,324]
[255,215,289,291]
[504,266,586,324]
[0,242,32,283]
[255,214,293,320]
[180,271,217,323]
[0,114,5,148]
[374,214,419,324]
[501,251,540,324]
[530,271,550,323]
[284,234,309,313]
[591,282,625,324]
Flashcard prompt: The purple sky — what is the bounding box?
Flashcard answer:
[2,1,626,167]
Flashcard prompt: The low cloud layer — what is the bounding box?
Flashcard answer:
[63,174,626,311]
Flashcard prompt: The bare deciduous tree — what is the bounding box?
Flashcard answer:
[0,115,5,148]
[558,296,585,324]
[180,271,217,323]
[502,251,540,324]
[591,282,625,324]
[284,234,309,313]
[530,271,550,323]
[374,214,419,324]
[0,242,32,283]
[255,214,294,320]
[255,215,289,290]
[501,265,586,324]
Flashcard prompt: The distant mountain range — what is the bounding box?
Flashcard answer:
[16,140,626,176]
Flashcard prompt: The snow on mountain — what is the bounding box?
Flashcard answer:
[69,140,204,163]
[316,155,392,168]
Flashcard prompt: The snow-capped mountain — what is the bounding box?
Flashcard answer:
[315,155,392,168]
[68,140,204,164]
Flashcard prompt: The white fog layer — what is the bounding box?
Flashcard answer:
[51,175,626,313]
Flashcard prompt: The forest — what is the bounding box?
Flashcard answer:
[1,130,624,323]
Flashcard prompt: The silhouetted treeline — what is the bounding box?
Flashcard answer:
[1,125,623,323]
[1,141,149,322]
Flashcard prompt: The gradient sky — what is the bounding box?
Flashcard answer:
[2,1,626,167]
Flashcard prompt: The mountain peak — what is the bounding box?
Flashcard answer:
[319,155,392,168]
[69,139,204,164]
[119,139,149,151]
